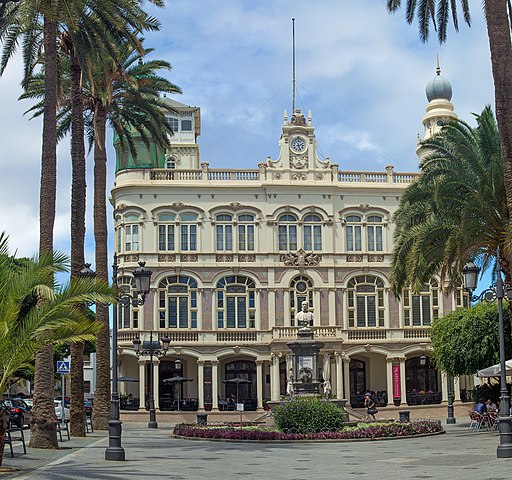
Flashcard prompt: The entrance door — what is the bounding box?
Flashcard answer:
[349,359,366,407]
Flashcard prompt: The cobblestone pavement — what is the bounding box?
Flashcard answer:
[5,420,512,480]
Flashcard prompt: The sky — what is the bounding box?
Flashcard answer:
[0,0,494,265]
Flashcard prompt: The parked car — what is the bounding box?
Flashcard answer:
[84,400,93,417]
[4,398,32,428]
[0,400,11,428]
[54,400,70,421]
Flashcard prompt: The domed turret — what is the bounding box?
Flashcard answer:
[426,65,452,102]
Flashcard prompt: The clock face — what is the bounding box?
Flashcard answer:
[290,137,306,153]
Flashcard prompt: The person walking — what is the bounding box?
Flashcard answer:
[364,393,377,422]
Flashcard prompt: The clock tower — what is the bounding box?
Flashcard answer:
[262,108,338,181]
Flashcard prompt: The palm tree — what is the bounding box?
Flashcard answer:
[1,0,166,446]
[85,44,180,429]
[386,1,512,271]
[391,106,508,295]
[0,232,114,464]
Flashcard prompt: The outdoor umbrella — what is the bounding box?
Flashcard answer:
[476,360,512,378]
[222,377,252,404]
[163,376,193,410]
[117,377,139,382]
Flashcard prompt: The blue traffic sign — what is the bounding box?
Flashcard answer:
[57,361,70,374]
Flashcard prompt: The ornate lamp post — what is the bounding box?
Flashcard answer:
[103,256,153,461]
[133,331,170,429]
[463,248,512,458]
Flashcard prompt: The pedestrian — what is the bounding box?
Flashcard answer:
[364,393,377,422]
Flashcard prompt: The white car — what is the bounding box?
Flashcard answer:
[54,400,70,421]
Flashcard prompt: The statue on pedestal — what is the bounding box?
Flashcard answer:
[322,353,332,400]
[286,353,294,399]
[295,301,314,331]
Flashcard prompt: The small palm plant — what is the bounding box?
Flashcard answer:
[0,232,114,464]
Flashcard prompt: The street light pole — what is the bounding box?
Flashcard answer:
[463,248,512,458]
[133,331,170,429]
[100,256,153,461]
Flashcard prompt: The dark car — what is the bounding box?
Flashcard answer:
[0,401,11,428]
[4,398,32,428]
[84,400,93,417]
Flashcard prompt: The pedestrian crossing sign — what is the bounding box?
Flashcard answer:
[57,361,70,374]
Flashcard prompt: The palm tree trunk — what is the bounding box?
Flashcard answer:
[92,104,111,430]
[30,16,59,449]
[485,1,512,227]
[69,49,86,437]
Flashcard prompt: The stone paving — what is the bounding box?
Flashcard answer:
[4,420,512,479]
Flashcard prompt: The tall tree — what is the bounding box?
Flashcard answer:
[0,232,113,465]
[0,0,167,445]
[391,106,508,294]
[85,44,180,429]
[387,1,512,271]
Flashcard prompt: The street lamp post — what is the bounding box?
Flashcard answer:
[103,256,153,461]
[463,247,512,459]
[133,332,170,428]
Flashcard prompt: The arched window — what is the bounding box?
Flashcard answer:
[158,213,176,251]
[216,214,233,251]
[402,280,440,326]
[278,214,298,251]
[180,213,198,251]
[238,214,255,251]
[124,214,139,252]
[454,282,470,309]
[345,215,362,252]
[303,214,322,251]
[117,276,139,330]
[289,275,314,326]
[166,155,177,169]
[347,275,385,327]
[158,275,198,329]
[367,215,383,252]
[217,275,256,329]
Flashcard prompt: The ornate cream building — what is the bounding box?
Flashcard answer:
[112,68,472,413]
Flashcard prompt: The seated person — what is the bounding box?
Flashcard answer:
[473,398,486,414]
[228,393,236,408]
[485,399,497,412]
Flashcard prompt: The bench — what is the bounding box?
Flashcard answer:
[57,419,70,441]
[5,427,26,457]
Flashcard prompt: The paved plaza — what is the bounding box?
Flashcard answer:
[4,421,512,479]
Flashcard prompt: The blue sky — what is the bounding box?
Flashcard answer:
[0,0,494,263]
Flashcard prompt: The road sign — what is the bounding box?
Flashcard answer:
[57,361,70,374]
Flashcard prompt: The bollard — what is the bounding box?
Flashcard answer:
[399,410,410,422]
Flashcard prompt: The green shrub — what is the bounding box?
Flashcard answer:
[272,396,346,434]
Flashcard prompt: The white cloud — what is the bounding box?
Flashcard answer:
[0,0,496,257]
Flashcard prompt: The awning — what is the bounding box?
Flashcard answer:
[476,360,512,378]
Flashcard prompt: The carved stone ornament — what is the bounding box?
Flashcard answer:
[158,254,177,262]
[347,255,363,262]
[280,248,321,267]
[368,254,384,262]
[216,254,233,262]
[290,154,307,169]
[238,254,256,262]
[124,254,140,263]
[291,172,307,181]
[180,254,198,262]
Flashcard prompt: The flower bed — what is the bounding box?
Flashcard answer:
[173,419,443,441]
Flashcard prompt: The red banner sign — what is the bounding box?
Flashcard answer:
[392,364,401,399]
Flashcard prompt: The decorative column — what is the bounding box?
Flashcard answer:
[335,352,343,399]
[386,358,394,405]
[343,357,351,400]
[268,289,276,329]
[328,288,336,327]
[399,358,407,405]
[198,361,205,410]
[212,360,219,410]
[270,352,280,401]
[454,376,461,402]
[256,360,264,409]
[441,372,449,402]
[153,360,160,410]
[138,360,146,411]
